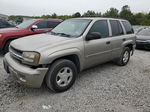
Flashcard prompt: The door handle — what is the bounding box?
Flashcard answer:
[106,41,111,44]
[123,38,126,41]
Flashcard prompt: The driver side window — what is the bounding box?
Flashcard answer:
[89,20,109,38]
[36,21,48,29]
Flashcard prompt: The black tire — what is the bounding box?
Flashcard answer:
[46,59,77,92]
[116,47,130,66]
[3,40,11,54]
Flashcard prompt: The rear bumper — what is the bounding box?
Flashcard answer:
[3,53,48,88]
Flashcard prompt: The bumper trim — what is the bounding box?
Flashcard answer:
[3,53,48,88]
[136,42,150,49]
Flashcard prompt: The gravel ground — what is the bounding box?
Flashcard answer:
[0,50,150,112]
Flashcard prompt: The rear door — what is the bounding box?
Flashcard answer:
[84,20,113,68]
[109,20,125,58]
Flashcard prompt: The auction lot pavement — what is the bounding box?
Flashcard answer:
[0,50,150,112]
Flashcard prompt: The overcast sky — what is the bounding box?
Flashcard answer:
[0,0,149,16]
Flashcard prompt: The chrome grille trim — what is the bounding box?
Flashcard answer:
[9,46,23,62]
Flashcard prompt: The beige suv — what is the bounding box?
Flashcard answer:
[3,18,136,92]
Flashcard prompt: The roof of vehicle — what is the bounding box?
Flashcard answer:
[21,19,63,23]
[32,18,63,22]
[73,17,127,21]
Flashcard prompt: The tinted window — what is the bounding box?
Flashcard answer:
[0,19,10,27]
[89,20,109,38]
[17,19,36,29]
[47,21,60,28]
[122,21,134,34]
[110,20,123,36]
[36,21,48,29]
[137,29,150,36]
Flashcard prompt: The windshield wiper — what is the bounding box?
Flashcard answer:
[56,33,71,37]
[51,31,57,35]
[51,32,71,37]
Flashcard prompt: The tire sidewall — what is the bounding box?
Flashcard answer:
[46,60,77,92]
[121,47,130,66]
[4,40,11,54]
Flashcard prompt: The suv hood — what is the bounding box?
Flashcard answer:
[0,27,21,33]
[11,33,72,51]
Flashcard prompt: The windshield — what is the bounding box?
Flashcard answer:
[137,29,150,36]
[17,20,36,29]
[51,19,91,37]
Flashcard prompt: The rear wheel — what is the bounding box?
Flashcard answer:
[116,47,130,66]
[46,59,77,92]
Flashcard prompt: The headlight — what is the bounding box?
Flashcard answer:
[22,52,40,65]
[0,34,3,38]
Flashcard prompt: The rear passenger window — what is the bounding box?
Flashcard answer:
[122,21,134,34]
[110,20,123,36]
[89,20,109,38]
[47,21,60,28]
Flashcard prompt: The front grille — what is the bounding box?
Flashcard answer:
[9,46,23,62]
[10,46,22,55]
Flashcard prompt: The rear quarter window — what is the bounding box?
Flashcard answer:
[122,21,134,34]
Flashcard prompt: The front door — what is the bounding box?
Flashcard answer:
[84,20,113,69]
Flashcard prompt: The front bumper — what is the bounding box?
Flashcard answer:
[136,41,150,49]
[3,53,48,88]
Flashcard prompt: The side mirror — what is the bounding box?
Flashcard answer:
[31,25,38,31]
[86,32,102,41]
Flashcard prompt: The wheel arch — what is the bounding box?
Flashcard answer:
[50,54,81,73]
[122,40,135,56]
[125,44,133,51]
[2,37,17,50]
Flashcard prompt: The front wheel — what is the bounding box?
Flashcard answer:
[3,40,12,54]
[46,59,77,92]
[116,47,130,66]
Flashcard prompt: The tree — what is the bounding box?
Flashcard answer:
[103,8,119,18]
[41,14,51,19]
[72,12,81,18]
[120,5,136,24]
[95,12,102,17]
[51,13,57,18]
[8,5,150,26]
[146,12,150,19]
[82,10,96,17]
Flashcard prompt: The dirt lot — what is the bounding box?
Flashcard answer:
[0,50,150,112]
